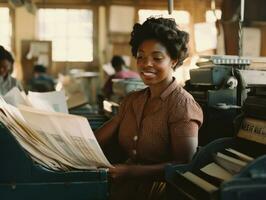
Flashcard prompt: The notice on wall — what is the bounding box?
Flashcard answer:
[109,5,135,33]
[194,22,217,52]
[243,27,261,57]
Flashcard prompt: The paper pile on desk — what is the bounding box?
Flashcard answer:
[0,89,111,171]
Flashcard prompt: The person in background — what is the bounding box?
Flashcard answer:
[0,45,23,96]
[95,17,203,200]
[102,55,139,98]
[29,64,55,92]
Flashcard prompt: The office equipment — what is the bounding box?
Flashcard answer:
[165,96,266,200]
[0,121,108,200]
[186,64,240,145]
[188,56,266,145]
[198,55,250,66]
[112,78,146,98]
[69,106,108,131]
[102,79,146,116]
[188,65,238,107]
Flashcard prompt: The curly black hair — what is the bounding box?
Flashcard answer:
[111,55,125,72]
[0,45,14,73]
[129,17,189,70]
[0,45,14,64]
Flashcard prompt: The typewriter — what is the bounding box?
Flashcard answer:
[187,64,240,146]
[165,94,266,200]
[0,122,108,200]
[187,56,266,146]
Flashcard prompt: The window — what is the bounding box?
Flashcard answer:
[37,9,93,62]
[138,9,190,32]
[0,7,12,51]
[194,9,222,52]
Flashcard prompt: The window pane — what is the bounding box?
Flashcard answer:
[53,38,67,61]
[67,38,92,61]
[0,7,12,51]
[37,8,93,62]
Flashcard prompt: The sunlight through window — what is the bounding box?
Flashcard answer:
[0,7,12,51]
[38,9,93,62]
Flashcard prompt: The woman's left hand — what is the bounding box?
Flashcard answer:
[108,164,133,180]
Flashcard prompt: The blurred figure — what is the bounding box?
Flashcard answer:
[0,45,23,96]
[29,64,55,92]
[103,55,139,98]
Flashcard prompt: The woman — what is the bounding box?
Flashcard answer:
[96,17,203,200]
[0,46,23,96]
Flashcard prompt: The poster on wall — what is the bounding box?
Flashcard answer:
[243,27,261,57]
[109,5,135,33]
[194,22,217,52]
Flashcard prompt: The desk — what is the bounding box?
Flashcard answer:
[73,72,99,105]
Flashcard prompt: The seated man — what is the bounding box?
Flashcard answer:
[103,55,139,98]
[29,64,55,92]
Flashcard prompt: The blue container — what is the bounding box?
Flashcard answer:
[0,122,109,200]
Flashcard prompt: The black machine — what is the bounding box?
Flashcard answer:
[0,121,108,200]
[186,64,241,146]
[186,56,266,146]
[165,94,266,200]
[188,65,238,107]
[69,106,109,131]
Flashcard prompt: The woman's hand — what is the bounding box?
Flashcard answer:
[108,163,170,181]
[108,164,133,180]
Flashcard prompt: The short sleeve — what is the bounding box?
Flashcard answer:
[169,97,203,137]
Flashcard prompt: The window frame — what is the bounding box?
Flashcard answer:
[36,5,98,65]
[0,4,15,53]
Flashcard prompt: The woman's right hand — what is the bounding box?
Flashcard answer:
[108,164,133,180]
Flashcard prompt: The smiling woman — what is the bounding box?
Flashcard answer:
[95,17,203,200]
[136,39,176,88]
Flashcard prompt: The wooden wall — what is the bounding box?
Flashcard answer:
[222,0,266,56]
[1,0,222,85]
[0,0,233,86]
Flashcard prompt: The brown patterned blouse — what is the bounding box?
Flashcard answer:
[112,78,203,164]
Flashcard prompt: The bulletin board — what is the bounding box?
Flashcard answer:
[21,40,52,85]
[109,5,135,33]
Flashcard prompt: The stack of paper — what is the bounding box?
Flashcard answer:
[200,148,254,182]
[0,88,111,171]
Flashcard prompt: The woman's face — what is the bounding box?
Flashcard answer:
[0,59,11,78]
[136,39,177,87]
